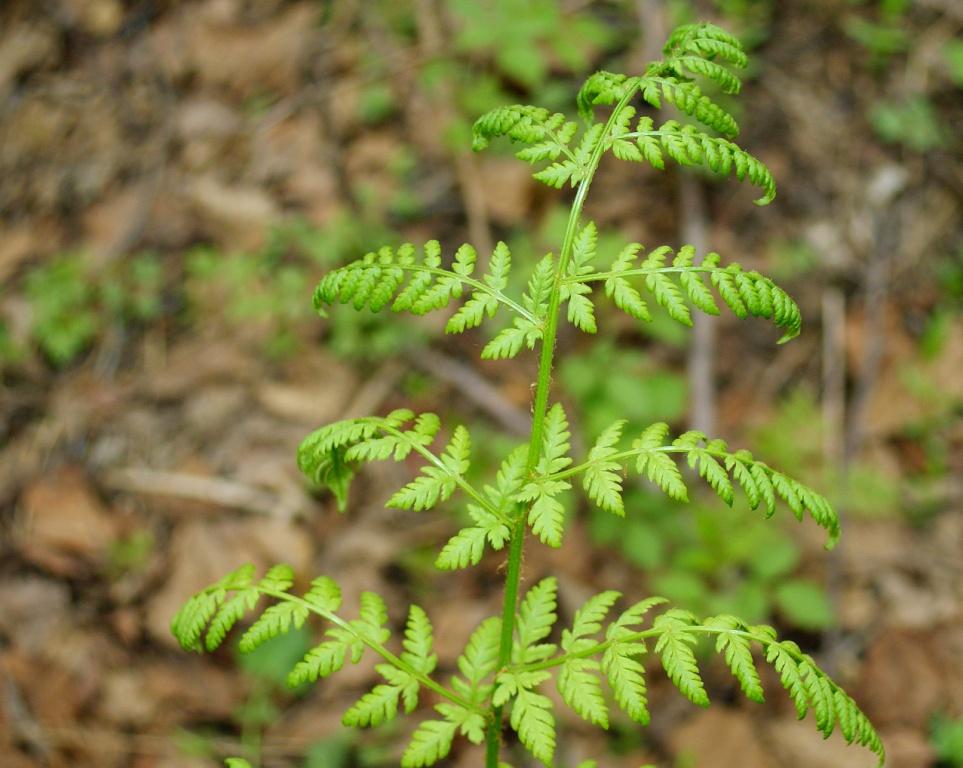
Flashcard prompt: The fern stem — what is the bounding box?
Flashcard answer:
[257,588,483,716]
[376,423,506,521]
[515,624,782,674]
[484,81,641,768]
[560,265,721,283]
[396,265,538,324]
[548,444,749,481]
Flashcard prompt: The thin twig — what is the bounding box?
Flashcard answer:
[101,468,284,516]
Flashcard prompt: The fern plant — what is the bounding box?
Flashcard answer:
[173,23,883,768]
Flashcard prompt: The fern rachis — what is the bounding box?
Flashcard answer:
[173,22,883,768]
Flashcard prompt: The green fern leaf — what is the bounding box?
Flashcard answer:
[482,319,536,359]
[172,592,222,652]
[538,403,572,474]
[435,701,486,744]
[533,160,581,189]
[435,525,488,570]
[514,577,558,664]
[358,591,389,637]
[287,636,351,686]
[577,70,636,121]
[516,404,573,546]
[525,490,567,548]
[566,290,597,333]
[303,575,342,613]
[205,587,259,651]
[436,444,521,568]
[401,718,458,768]
[706,615,765,702]
[634,423,689,502]
[605,242,651,321]
[402,605,438,675]
[642,246,692,325]
[510,686,556,765]
[584,420,627,515]
[764,640,809,719]
[685,445,735,506]
[387,426,470,511]
[171,564,257,651]
[454,616,501,704]
[676,248,720,315]
[654,610,709,707]
[566,591,622,645]
[343,683,401,728]
[559,656,609,728]
[602,642,650,724]
[239,601,309,653]
[259,563,295,592]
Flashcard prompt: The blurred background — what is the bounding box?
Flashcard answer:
[0,0,960,766]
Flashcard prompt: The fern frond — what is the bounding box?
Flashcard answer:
[567,591,622,645]
[445,242,516,333]
[662,22,748,72]
[633,422,689,501]
[204,586,260,651]
[647,22,747,131]
[557,591,620,728]
[401,718,458,767]
[537,403,572,475]
[514,577,559,664]
[288,635,353,685]
[582,27,775,204]
[472,105,589,188]
[170,564,257,652]
[452,616,502,705]
[563,421,839,545]
[299,412,489,517]
[571,243,800,340]
[472,105,570,154]
[653,609,710,707]
[315,241,535,339]
[493,670,560,762]
[653,120,775,204]
[238,601,309,653]
[602,640,651,724]
[508,596,884,766]
[583,420,627,515]
[435,445,523,569]
[577,71,638,122]
[560,221,599,333]
[516,403,573,546]
[705,615,765,702]
[388,425,471,511]
[172,567,403,699]
[481,252,554,359]
[343,681,402,727]
[641,78,740,138]
[304,575,342,612]
[401,605,438,678]
[558,656,609,728]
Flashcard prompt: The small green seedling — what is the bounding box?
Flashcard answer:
[174,23,883,768]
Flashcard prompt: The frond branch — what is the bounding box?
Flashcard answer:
[512,619,882,765]
[257,587,483,715]
[553,442,839,545]
[376,422,508,523]
[396,264,537,325]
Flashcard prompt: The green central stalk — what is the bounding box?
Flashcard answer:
[484,83,640,767]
